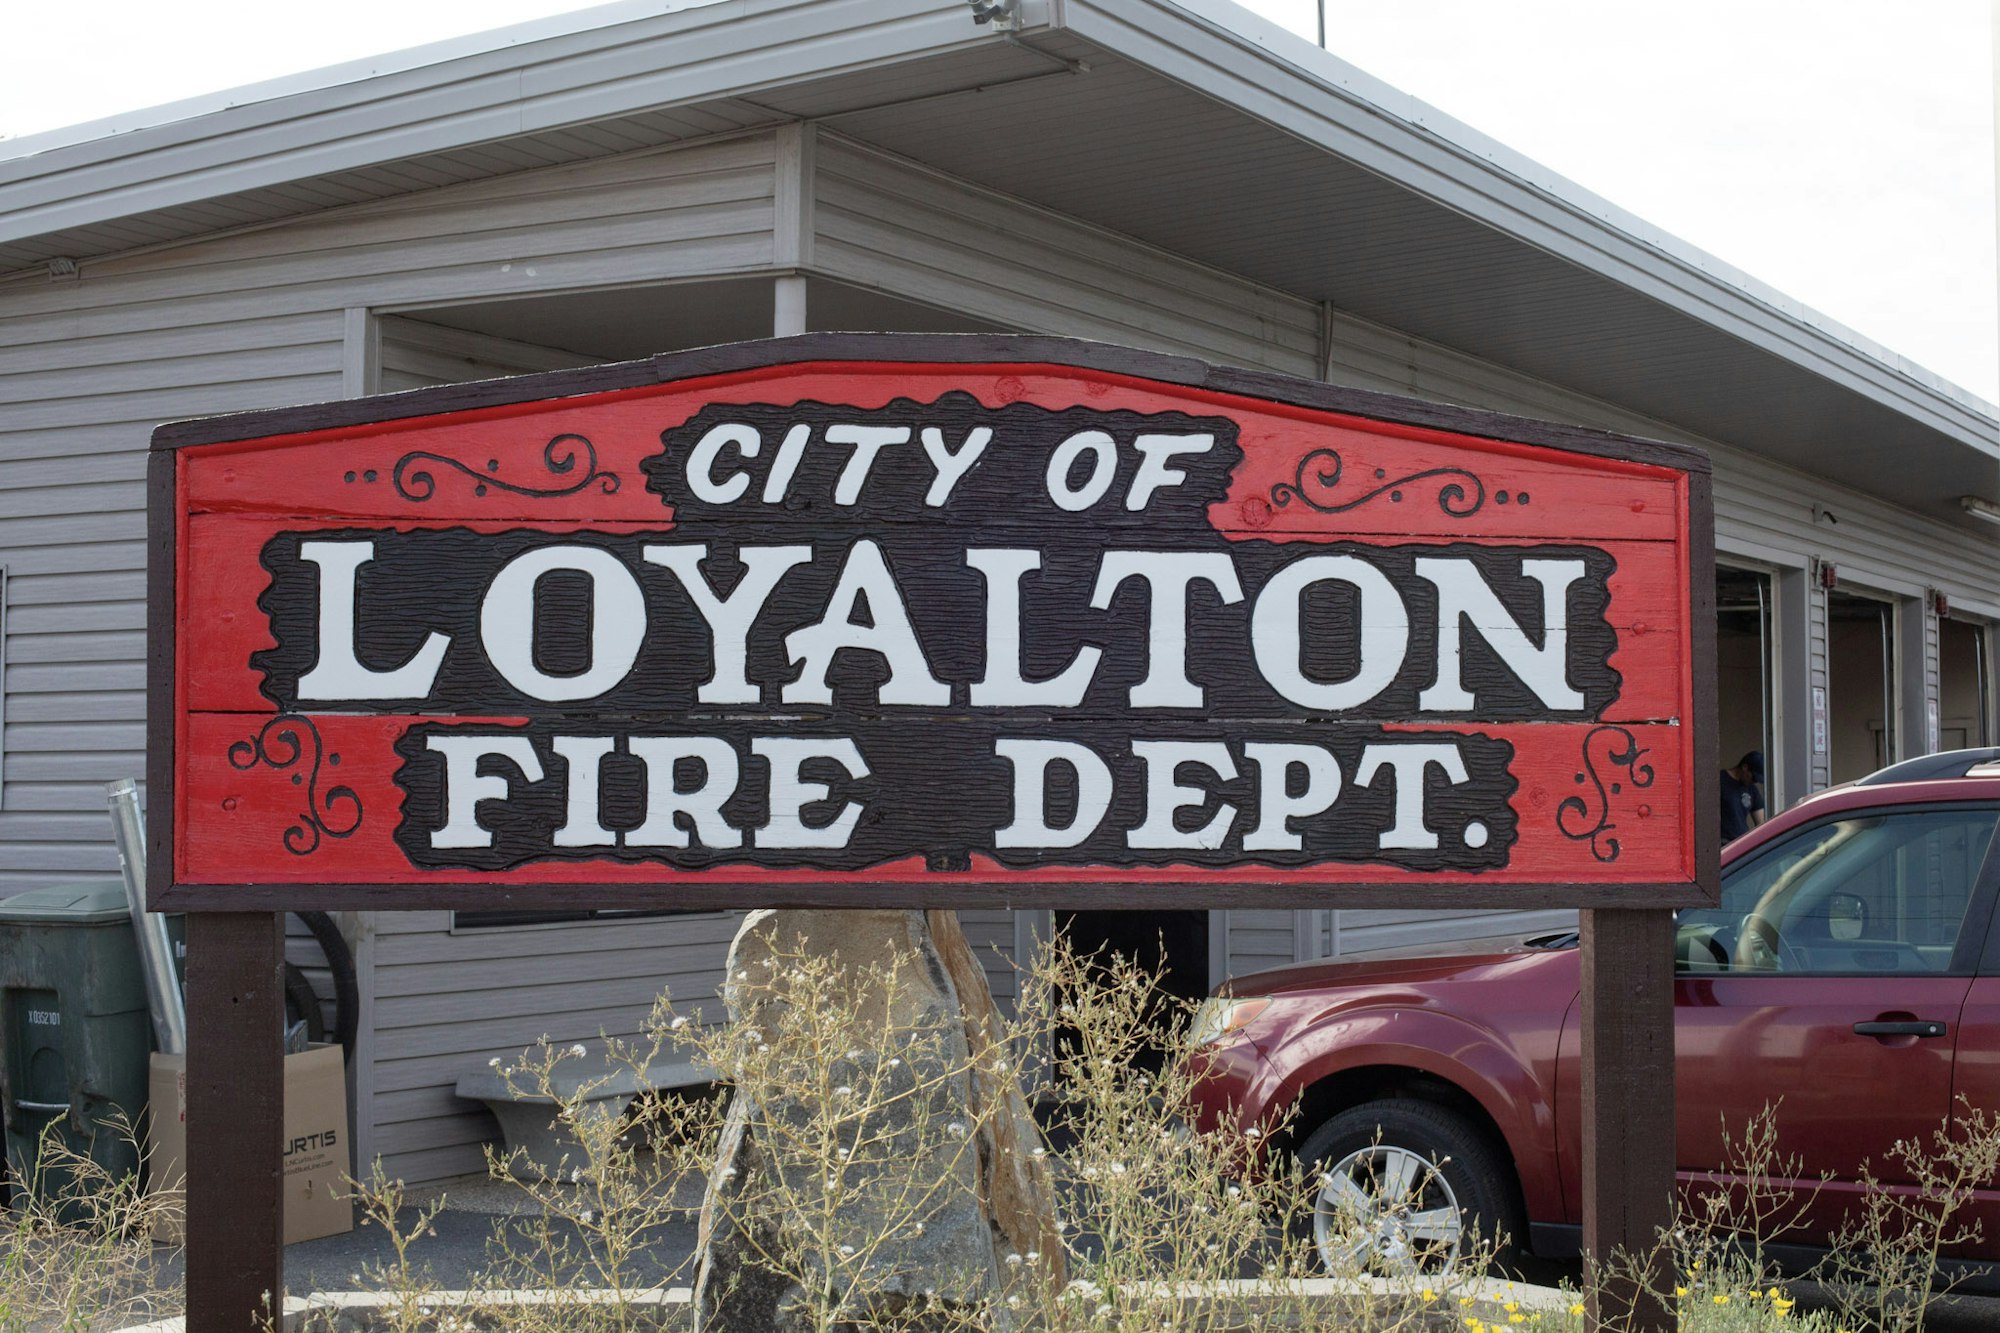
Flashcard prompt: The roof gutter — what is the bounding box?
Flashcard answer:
[1050,0,1997,456]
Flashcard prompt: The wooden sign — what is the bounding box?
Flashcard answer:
[149,335,1716,912]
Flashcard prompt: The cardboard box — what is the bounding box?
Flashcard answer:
[148,1044,354,1245]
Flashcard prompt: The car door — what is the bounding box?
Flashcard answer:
[1943,880,2000,1262]
[1670,802,1999,1243]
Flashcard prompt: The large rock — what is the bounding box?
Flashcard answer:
[693,910,1063,1331]
[924,910,1065,1271]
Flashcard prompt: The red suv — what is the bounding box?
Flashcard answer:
[1185,749,2000,1280]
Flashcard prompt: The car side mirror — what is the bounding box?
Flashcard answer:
[1828,891,1866,941]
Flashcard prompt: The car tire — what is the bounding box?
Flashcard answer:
[1295,1098,1524,1276]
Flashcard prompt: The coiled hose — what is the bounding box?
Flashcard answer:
[290,910,359,1065]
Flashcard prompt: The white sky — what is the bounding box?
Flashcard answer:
[4,0,1993,401]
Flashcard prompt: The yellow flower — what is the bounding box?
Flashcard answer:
[1570,1303,1586,1317]
[1509,1316,1526,1325]
[1423,1289,1438,1303]
[1674,1286,1688,1298]
[1712,1294,1730,1306]
[1504,1302,1520,1313]
[1772,1298,1796,1316]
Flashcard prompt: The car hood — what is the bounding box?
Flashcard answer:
[1216,937,1578,998]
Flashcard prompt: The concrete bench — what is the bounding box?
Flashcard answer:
[455,1041,716,1178]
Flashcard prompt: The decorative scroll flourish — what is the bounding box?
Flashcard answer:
[393,433,620,503]
[1555,725,1656,863]
[227,715,362,857]
[1269,448,1490,517]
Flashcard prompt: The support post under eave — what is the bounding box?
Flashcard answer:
[185,913,285,1333]
[1579,908,1677,1333]
[774,275,808,338]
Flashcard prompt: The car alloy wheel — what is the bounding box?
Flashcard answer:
[1313,1142,1464,1275]
[1295,1098,1522,1277]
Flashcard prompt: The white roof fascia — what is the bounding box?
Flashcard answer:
[0,1,715,163]
[0,0,1043,247]
[1057,0,1998,449]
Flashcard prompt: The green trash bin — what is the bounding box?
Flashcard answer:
[0,880,155,1212]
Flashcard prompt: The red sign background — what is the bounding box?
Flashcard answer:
[152,338,1714,910]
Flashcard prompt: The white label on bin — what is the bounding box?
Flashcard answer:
[27,1009,59,1027]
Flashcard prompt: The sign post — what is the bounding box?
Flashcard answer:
[151,334,1712,1332]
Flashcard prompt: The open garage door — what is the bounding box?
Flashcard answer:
[1716,566,1774,786]
[1939,616,1992,751]
[1828,589,1897,783]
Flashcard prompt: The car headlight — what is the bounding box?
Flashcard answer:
[1186,996,1271,1048]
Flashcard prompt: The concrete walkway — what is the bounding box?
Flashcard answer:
[285,1170,704,1292]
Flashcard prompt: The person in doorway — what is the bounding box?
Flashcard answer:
[1720,750,1766,843]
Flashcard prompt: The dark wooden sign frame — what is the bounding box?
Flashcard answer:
[149,334,1712,1332]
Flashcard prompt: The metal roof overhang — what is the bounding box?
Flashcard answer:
[2,0,1994,521]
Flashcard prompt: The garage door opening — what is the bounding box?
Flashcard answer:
[1054,910,1210,1073]
[1716,566,1774,789]
[1939,616,1992,750]
[1828,590,1896,783]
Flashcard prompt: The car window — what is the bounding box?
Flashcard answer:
[1677,806,1998,976]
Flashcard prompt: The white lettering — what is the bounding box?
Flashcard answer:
[480,546,646,701]
[920,426,992,506]
[826,424,910,505]
[551,736,616,847]
[994,739,1113,848]
[966,549,1103,707]
[295,540,450,700]
[428,735,544,849]
[1416,557,1586,711]
[1126,433,1214,510]
[1091,552,1243,708]
[644,544,812,704]
[783,540,950,706]
[761,423,810,504]
[688,423,759,504]
[1242,742,1342,851]
[628,737,743,849]
[1046,430,1118,511]
[1355,743,1470,850]
[753,737,869,848]
[1252,555,1409,711]
[1129,740,1238,850]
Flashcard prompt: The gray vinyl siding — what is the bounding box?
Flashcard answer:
[377,318,599,394]
[1809,585,1832,789]
[1923,601,1942,750]
[957,909,1020,1005]
[1224,911,1290,977]
[369,909,745,1183]
[1332,908,1582,958]
[0,131,778,905]
[811,136,1321,377]
[370,906,1021,1183]
[0,306,344,892]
